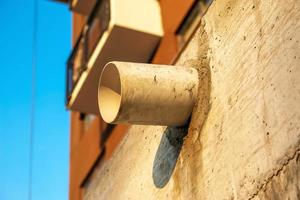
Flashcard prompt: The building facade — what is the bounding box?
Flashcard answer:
[56,0,300,199]
[59,1,212,199]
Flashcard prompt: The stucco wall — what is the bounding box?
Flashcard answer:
[84,0,300,199]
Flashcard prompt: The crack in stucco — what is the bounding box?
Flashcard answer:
[248,145,300,200]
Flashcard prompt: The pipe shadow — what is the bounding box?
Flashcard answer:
[152,124,189,188]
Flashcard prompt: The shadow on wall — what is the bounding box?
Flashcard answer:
[152,123,189,188]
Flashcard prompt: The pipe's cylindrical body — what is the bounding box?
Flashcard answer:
[98,61,199,126]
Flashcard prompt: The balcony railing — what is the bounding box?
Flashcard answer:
[66,0,110,105]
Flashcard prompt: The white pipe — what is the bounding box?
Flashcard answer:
[98,61,199,126]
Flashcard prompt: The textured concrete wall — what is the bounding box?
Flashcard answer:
[84,0,300,199]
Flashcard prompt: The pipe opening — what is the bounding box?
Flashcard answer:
[98,63,121,123]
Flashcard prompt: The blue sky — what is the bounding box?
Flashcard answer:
[0,0,71,200]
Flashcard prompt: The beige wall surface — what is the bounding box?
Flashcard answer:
[84,0,300,199]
